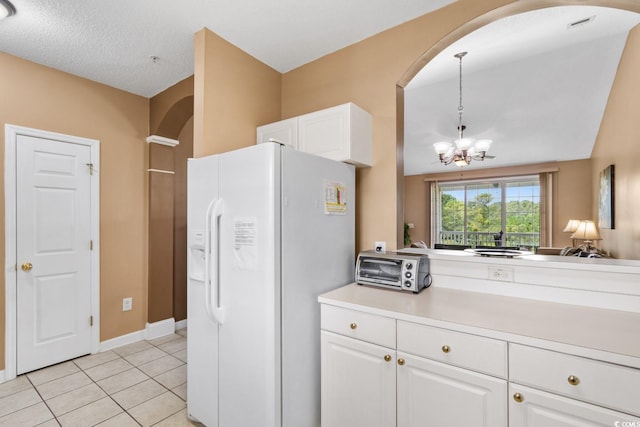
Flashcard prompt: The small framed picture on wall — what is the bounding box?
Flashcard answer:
[598,164,615,229]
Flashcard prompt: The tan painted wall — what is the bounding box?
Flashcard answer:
[174,117,194,321]
[404,160,592,248]
[281,0,511,252]
[552,160,593,247]
[404,174,430,247]
[591,24,640,259]
[281,0,640,255]
[193,28,282,157]
[0,52,150,369]
[150,76,194,139]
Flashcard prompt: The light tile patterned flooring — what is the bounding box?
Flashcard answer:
[0,329,200,426]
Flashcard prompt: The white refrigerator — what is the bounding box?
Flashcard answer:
[187,142,355,427]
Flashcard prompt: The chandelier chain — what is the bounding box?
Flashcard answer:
[457,52,465,138]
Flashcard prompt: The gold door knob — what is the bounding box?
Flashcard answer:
[384,354,392,362]
[568,375,580,386]
[441,345,450,353]
[349,323,357,330]
[397,358,405,366]
[21,262,33,272]
[513,393,524,403]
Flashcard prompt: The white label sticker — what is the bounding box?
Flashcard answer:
[234,217,258,269]
[324,180,348,215]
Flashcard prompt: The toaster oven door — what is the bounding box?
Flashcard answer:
[357,257,403,286]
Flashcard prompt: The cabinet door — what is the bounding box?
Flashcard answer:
[298,103,372,166]
[257,117,298,148]
[509,383,640,427]
[396,353,507,427]
[321,331,396,427]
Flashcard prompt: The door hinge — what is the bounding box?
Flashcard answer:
[90,316,93,326]
[90,240,93,250]
[86,163,94,175]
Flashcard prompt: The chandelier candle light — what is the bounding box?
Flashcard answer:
[433,52,493,167]
[0,0,15,19]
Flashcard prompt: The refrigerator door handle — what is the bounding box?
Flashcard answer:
[204,198,226,325]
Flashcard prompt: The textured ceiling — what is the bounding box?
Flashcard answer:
[0,0,456,97]
[404,6,640,176]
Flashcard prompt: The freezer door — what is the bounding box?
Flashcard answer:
[281,148,356,426]
[187,155,220,427]
[216,144,281,427]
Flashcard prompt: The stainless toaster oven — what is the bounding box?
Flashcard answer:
[355,251,430,293]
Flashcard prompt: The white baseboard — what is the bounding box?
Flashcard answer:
[99,329,146,352]
[98,317,180,353]
[145,318,175,340]
[175,319,187,330]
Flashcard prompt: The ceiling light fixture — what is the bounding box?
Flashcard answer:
[0,0,16,20]
[433,52,494,167]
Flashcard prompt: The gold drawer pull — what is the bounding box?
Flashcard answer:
[513,392,524,403]
[441,345,450,353]
[568,375,580,386]
[384,354,392,362]
[349,323,357,330]
[397,358,405,366]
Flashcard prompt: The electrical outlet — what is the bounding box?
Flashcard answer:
[488,266,514,282]
[374,241,386,253]
[122,297,133,311]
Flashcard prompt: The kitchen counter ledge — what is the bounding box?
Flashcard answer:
[319,283,640,369]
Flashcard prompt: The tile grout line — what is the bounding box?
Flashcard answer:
[24,374,60,426]
[69,358,143,427]
[1,333,189,426]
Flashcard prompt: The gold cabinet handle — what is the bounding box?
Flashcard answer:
[21,262,33,272]
[397,358,405,366]
[349,323,357,330]
[441,345,450,353]
[568,375,580,386]
[513,392,524,403]
[384,354,392,362]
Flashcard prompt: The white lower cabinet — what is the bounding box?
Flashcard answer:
[321,331,396,427]
[320,303,640,426]
[397,352,507,427]
[509,383,640,426]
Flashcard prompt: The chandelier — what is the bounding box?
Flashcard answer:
[433,52,494,167]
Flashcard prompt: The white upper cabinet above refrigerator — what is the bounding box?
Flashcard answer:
[256,102,373,167]
[257,117,299,149]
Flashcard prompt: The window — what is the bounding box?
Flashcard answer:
[433,176,540,250]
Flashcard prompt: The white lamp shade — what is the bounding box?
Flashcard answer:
[570,220,602,241]
[563,219,581,233]
[433,141,452,155]
[455,137,475,151]
[474,139,493,152]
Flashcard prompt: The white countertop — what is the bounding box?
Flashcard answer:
[319,283,640,368]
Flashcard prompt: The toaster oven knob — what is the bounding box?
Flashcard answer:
[406,263,413,270]
[405,272,412,278]
[404,281,412,287]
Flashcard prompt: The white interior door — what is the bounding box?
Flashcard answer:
[16,134,94,374]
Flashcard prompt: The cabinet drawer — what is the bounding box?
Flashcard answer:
[397,321,507,378]
[510,344,640,417]
[321,304,395,348]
